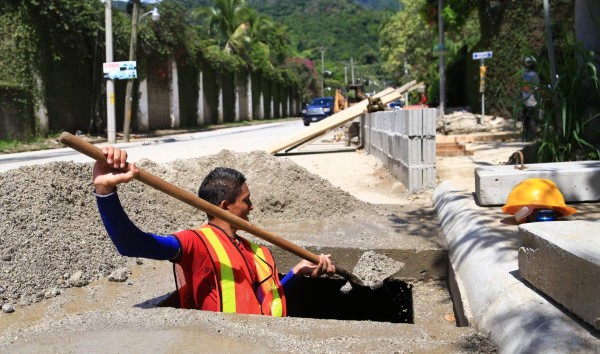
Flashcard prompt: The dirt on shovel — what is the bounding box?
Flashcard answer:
[341,251,405,293]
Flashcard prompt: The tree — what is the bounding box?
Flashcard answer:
[380,0,434,84]
[193,0,253,49]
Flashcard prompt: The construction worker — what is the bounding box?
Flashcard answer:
[502,178,577,224]
[93,146,335,316]
[521,56,540,141]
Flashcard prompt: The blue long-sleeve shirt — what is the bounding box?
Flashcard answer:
[95,191,296,288]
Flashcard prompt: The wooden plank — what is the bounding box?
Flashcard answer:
[265,81,417,155]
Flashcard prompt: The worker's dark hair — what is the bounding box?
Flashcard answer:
[198,167,246,219]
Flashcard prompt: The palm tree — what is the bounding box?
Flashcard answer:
[193,0,286,68]
[193,0,252,47]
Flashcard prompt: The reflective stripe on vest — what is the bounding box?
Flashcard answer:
[201,227,237,313]
[248,241,284,317]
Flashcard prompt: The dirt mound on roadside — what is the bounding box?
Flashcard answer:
[0,150,374,308]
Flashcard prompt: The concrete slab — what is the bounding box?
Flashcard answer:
[475,161,600,205]
[433,181,600,353]
[519,220,600,331]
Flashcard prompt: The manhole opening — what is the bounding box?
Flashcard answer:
[158,276,413,323]
[285,276,413,323]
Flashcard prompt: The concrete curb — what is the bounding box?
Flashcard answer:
[433,181,600,353]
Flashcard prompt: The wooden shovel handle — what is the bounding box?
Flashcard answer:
[59,132,365,285]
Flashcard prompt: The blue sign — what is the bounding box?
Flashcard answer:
[473,51,493,60]
[103,61,137,80]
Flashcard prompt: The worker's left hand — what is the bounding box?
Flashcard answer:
[292,254,336,278]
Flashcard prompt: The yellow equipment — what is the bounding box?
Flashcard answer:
[502,178,577,222]
[333,89,348,113]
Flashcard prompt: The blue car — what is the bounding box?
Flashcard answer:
[388,100,403,110]
[302,97,334,126]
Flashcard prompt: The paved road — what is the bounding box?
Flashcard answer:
[0,121,303,172]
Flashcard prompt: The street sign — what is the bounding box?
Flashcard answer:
[473,51,493,60]
[433,44,448,56]
[103,61,137,80]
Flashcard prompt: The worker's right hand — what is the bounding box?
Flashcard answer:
[93,146,139,195]
[292,254,336,278]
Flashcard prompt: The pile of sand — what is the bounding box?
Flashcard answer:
[0,150,376,308]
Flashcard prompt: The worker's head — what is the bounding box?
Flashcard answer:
[524,56,536,69]
[198,167,253,220]
[502,178,576,224]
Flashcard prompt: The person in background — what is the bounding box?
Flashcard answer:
[93,146,335,316]
[420,91,428,106]
[521,56,540,141]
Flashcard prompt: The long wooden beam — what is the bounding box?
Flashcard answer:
[265,81,417,155]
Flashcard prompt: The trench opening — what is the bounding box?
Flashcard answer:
[284,276,413,323]
[158,276,413,323]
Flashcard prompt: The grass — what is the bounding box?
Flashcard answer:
[0,133,63,154]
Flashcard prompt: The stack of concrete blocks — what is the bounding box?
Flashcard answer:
[363,109,437,192]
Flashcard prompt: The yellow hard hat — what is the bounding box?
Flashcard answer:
[502,178,576,221]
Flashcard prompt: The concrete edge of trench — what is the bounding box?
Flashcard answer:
[433,180,600,353]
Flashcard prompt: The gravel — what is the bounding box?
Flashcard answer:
[0,150,378,309]
[0,148,497,353]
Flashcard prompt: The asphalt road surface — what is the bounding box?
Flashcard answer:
[0,121,303,172]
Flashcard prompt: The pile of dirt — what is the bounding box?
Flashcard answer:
[0,150,377,310]
[438,110,515,134]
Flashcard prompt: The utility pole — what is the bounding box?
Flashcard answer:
[344,62,348,84]
[123,0,141,143]
[320,46,325,97]
[104,0,116,144]
[543,0,561,135]
[351,57,355,84]
[438,0,446,116]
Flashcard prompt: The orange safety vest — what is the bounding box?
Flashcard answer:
[174,226,286,317]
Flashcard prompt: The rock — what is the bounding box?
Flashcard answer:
[1,254,11,261]
[32,292,44,303]
[2,303,15,313]
[108,268,130,282]
[44,288,61,299]
[68,271,89,287]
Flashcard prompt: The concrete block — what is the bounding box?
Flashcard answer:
[395,110,406,136]
[408,138,422,165]
[392,135,401,158]
[386,134,393,155]
[408,166,423,191]
[422,138,430,166]
[384,114,392,131]
[401,136,409,165]
[389,112,395,131]
[421,109,430,137]
[374,131,382,149]
[519,220,600,331]
[426,108,437,136]
[423,138,436,165]
[423,165,437,188]
[397,162,408,186]
[475,161,600,205]
[406,109,422,137]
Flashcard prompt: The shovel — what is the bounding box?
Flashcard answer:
[59,132,382,288]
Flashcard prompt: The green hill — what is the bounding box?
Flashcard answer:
[247,0,393,65]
